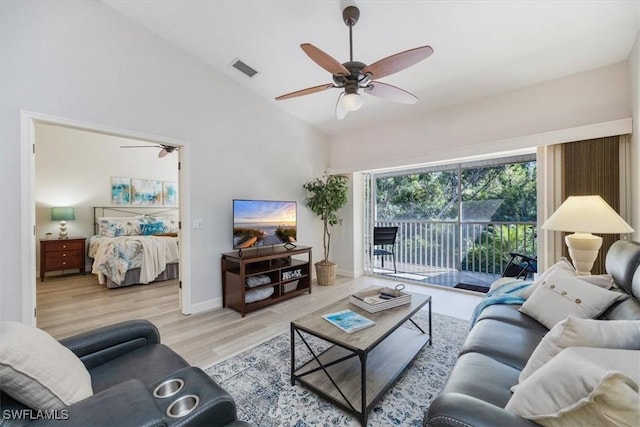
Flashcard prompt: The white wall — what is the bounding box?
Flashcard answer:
[630,29,640,242]
[329,62,631,173]
[332,173,365,278]
[34,122,179,270]
[0,1,329,321]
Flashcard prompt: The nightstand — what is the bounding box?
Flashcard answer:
[40,237,86,281]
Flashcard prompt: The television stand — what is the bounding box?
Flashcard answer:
[221,246,312,317]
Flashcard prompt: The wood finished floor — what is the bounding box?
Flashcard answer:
[36,273,481,369]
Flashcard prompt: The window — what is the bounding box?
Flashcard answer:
[367,154,537,284]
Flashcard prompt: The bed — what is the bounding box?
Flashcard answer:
[88,207,180,288]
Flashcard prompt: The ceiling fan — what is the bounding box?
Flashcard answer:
[275,6,433,120]
[119,144,178,158]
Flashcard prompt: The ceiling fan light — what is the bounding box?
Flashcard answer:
[340,92,363,112]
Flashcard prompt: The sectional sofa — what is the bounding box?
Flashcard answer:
[425,239,640,426]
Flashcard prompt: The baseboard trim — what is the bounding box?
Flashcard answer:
[190,297,222,314]
[336,268,365,278]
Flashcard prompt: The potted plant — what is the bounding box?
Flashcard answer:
[303,174,348,286]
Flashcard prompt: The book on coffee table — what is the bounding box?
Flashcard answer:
[349,286,412,313]
[322,309,375,333]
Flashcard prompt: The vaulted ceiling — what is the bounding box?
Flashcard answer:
[103,0,640,137]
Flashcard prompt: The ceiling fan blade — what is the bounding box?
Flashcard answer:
[335,92,348,120]
[362,45,433,79]
[120,145,159,148]
[300,43,350,76]
[364,81,418,104]
[275,83,334,101]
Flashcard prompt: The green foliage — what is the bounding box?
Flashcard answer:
[461,224,538,274]
[233,228,265,245]
[377,170,459,220]
[303,174,348,263]
[376,162,536,222]
[375,161,537,274]
[275,226,296,242]
[461,162,537,222]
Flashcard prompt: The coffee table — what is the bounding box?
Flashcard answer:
[290,290,432,425]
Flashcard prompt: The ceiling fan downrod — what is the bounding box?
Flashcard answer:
[343,6,360,62]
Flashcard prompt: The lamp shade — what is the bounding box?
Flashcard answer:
[542,196,633,234]
[51,207,75,221]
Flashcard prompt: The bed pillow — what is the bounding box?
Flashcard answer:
[141,222,165,235]
[0,321,93,410]
[519,272,621,329]
[147,216,179,233]
[521,258,575,299]
[518,316,640,385]
[506,347,640,427]
[98,216,145,237]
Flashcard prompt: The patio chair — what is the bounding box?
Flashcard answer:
[501,252,537,280]
[373,226,398,273]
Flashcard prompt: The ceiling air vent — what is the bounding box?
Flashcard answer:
[231,59,258,78]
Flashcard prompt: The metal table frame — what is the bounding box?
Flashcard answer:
[290,295,431,426]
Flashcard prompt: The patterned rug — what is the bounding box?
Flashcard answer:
[205,310,468,426]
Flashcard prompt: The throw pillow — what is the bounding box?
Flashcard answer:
[506,347,640,427]
[141,222,165,235]
[579,274,615,290]
[518,316,640,384]
[0,321,93,410]
[147,216,179,233]
[519,272,621,329]
[521,258,575,299]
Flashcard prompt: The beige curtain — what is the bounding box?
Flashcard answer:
[537,144,564,272]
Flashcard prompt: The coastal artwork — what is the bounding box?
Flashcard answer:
[163,181,178,206]
[233,200,297,249]
[111,177,131,205]
[131,178,162,206]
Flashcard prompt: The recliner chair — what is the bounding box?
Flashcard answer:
[0,319,252,427]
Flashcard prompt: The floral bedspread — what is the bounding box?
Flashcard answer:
[89,235,179,286]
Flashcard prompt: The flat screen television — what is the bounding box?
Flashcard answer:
[233,199,297,250]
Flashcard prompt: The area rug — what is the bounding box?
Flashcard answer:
[205,310,468,426]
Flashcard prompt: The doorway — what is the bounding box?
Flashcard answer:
[21,111,192,326]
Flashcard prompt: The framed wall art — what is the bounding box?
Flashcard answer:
[131,178,162,206]
[111,177,131,205]
[163,181,178,206]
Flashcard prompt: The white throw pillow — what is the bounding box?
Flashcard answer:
[0,321,93,410]
[521,258,575,299]
[579,274,615,290]
[518,316,640,384]
[519,272,621,329]
[506,347,640,427]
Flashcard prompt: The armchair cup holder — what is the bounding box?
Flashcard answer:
[153,378,185,399]
[167,394,200,418]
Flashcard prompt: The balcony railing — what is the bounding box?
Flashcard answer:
[373,220,537,276]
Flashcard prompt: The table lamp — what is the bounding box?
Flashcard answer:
[542,195,634,275]
[51,207,75,239]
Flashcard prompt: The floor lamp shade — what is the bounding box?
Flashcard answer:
[542,196,634,275]
[51,207,75,239]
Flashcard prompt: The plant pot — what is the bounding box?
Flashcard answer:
[315,261,337,286]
